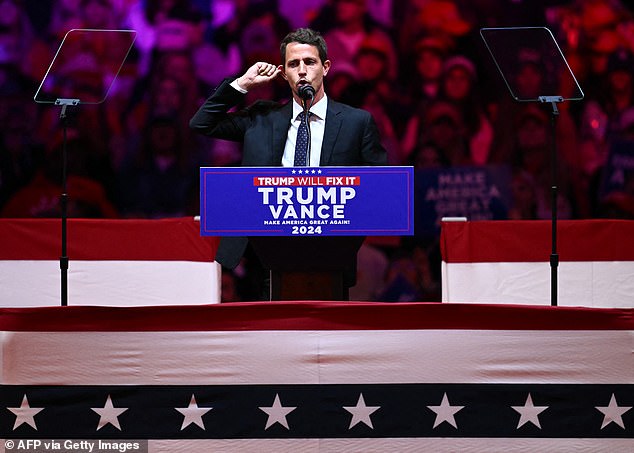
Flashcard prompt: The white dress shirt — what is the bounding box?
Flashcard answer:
[281,96,327,167]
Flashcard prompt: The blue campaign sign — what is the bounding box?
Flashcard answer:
[414,165,512,238]
[200,166,414,236]
[599,139,634,199]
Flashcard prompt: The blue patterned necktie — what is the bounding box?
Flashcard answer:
[294,110,312,166]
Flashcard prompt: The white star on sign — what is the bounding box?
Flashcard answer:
[8,394,44,430]
[511,393,548,429]
[175,394,213,430]
[427,392,464,429]
[91,395,128,431]
[343,393,380,429]
[596,393,632,429]
[259,394,296,430]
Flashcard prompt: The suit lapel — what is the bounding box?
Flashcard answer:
[272,103,293,164]
[320,101,343,165]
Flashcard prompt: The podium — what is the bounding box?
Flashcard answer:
[250,236,364,300]
[200,166,414,301]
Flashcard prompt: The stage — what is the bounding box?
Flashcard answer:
[2,301,633,452]
[1,218,633,451]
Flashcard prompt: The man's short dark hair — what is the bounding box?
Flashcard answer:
[280,28,328,65]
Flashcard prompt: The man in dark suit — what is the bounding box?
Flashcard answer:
[190,28,387,295]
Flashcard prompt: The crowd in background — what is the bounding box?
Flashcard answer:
[1,0,633,301]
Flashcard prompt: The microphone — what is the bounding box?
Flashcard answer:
[298,84,315,101]
[297,84,314,165]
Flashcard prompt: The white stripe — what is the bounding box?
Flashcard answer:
[3,330,632,385]
[442,261,634,307]
[0,260,221,307]
[0,439,628,453]
[148,438,634,452]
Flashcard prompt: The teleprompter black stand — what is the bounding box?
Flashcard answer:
[249,236,364,300]
[34,29,136,306]
[481,27,584,306]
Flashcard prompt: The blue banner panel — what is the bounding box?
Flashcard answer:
[600,139,634,200]
[200,166,414,236]
[414,165,512,237]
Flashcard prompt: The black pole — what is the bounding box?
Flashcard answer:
[60,103,69,306]
[540,96,562,307]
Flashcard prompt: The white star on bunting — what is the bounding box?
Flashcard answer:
[596,394,632,429]
[91,394,128,431]
[511,393,548,429]
[343,393,380,429]
[175,394,213,430]
[8,394,44,430]
[427,392,464,429]
[259,394,296,430]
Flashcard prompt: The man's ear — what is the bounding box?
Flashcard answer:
[322,59,331,77]
[278,65,287,80]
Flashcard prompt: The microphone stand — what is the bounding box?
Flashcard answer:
[303,95,314,166]
[539,95,563,307]
[55,98,79,307]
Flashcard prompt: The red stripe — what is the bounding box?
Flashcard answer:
[0,218,219,261]
[0,302,632,331]
[441,219,634,263]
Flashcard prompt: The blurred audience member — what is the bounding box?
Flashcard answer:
[325,61,358,103]
[220,269,241,302]
[379,245,440,302]
[125,49,202,164]
[125,0,205,76]
[507,170,538,220]
[0,102,43,209]
[489,49,547,164]
[116,116,195,218]
[439,55,493,165]
[80,0,121,29]
[349,242,389,301]
[49,0,84,39]
[406,36,449,103]
[511,104,574,220]
[397,0,472,62]
[320,0,397,80]
[0,0,40,80]
[1,132,117,218]
[576,48,634,214]
[240,1,291,66]
[353,35,403,163]
[408,141,446,170]
[403,100,471,167]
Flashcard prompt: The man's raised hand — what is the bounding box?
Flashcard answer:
[236,62,281,91]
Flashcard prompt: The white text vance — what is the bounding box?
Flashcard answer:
[258,186,356,220]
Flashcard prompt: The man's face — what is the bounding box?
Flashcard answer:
[279,42,331,103]
[416,49,443,82]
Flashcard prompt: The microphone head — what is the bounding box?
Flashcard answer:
[298,84,315,100]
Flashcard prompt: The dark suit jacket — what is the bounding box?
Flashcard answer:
[190,78,388,268]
